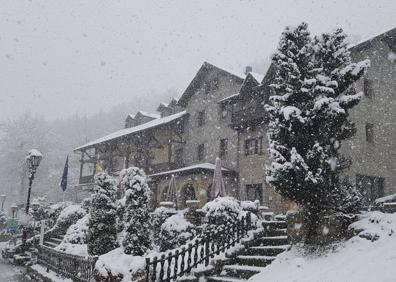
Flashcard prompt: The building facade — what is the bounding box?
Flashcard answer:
[74,27,395,212]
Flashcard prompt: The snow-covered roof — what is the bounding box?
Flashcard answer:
[249,72,265,83]
[149,163,231,178]
[348,27,396,51]
[217,93,240,103]
[137,111,161,119]
[178,62,245,106]
[75,111,187,151]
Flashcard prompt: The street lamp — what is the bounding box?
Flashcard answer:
[0,194,6,211]
[11,203,18,219]
[25,149,43,214]
[22,149,42,252]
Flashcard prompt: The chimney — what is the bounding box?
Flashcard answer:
[245,66,253,74]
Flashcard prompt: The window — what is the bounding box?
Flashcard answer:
[204,76,219,94]
[174,148,183,165]
[356,174,384,205]
[365,123,374,143]
[197,110,205,127]
[245,138,257,155]
[219,138,228,158]
[197,144,205,161]
[244,137,264,155]
[246,184,263,203]
[219,103,228,119]
[363,77,374,98]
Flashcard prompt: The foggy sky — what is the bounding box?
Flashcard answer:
[1,0,395,122]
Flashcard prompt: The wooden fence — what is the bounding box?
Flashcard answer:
[145,212,252,281]
[37,245,98,282]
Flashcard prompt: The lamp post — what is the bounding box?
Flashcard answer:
[0,194,6,211]
[22,149,42,252]
[11,203,18,219]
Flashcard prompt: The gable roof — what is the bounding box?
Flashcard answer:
[75,111,187,151]
[349,27,396,53]
[136,111,160,119]
[178,62,245,107]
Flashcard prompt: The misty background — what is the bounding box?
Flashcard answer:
[0,0,395,211]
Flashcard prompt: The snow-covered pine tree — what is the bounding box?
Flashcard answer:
[120,167,152,255]
[87,172,118,255]
[266,23,369,239]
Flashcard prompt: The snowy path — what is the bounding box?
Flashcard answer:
[0,242,25,282]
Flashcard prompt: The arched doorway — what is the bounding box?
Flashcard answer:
[180,183,197,208]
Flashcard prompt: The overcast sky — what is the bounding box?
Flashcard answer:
[1,0,395,122]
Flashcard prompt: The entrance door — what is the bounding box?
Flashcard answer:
[356,174,385,205]
[246,183,263,203]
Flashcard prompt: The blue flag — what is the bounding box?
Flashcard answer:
[60,155,68,192]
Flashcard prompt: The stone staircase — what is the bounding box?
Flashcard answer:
[202,218,289,282]
[42,234,64,249]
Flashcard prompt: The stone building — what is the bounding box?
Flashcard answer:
[74,27,395,212]
[342,27,396,205]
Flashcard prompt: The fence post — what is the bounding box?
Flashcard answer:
[204,233,210,266]
[145,257,150,282]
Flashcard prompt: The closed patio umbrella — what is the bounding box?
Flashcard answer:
[166,174,178,208]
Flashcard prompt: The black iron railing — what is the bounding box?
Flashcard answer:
[37,245,97,282]
[145,212,252,282]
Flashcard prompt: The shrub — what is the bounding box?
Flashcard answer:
[159,213,195,251]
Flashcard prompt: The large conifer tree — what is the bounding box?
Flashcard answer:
[87,172,118,255]
[266,23,369,235]
[120,167,152,255]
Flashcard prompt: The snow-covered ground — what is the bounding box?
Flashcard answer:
[250,211,396,282]
[0,242,24,282]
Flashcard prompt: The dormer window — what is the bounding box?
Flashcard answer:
[197,110,205,127]
[219,103,228,119]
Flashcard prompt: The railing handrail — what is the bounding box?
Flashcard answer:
[145,212,253,282]
[37,245,98,282]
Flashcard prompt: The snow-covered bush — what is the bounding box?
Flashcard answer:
[55,214,90,256]
[350,211,396,241]
[241,200,260,213]
[46,201,74,229]
[202,196,242,226]
[95,247,145,282]
[151,207,174,246]
[120,167,152,255]
[159,212,195,251]
[87,172,119,256]
[51,204,86,234]
[265,23,369,242]
[62,214,90,244]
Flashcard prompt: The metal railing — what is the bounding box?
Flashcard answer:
[145,212,252,281]
[37,245,98,282]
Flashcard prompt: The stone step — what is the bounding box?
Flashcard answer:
[49,237,63,243]
[262,220,287,230]
[43,241,58,248]
[266,228,287,237]
[245,245,290,256]
[206,275,248,282]
[222,265,265,279]
[275,214,287,221]
[236,255,276,267]
[256,235,288,246]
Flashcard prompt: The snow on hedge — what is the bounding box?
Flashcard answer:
[95,247,145,282]
[55,214,90,256]
[250,211,396,282]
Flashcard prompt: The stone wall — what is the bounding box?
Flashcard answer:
[342,36,396,197]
